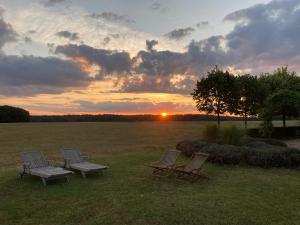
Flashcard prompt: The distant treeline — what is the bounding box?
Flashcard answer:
[30,114,259,122]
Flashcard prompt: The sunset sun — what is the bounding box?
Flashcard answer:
[161,112,168,117]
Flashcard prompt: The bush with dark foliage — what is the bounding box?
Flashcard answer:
[239,136,287,147]
[176,140,208,157]
[177,139,300,168]
[0,105,30,123]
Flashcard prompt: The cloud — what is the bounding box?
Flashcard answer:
[0,55,92,96]
[55,44,132,77]
[42,0,69,7]
[150,2,168,13]
[0,12,90,97]
[165,27,195,40]
[196,21,210,28]
[146,40,158,52]
[87,12,135,24]
[102,37,111,46]
[0,8,17,49]
[219,0,300,72]
[119,74,196,94]
[74,100,194,113]
[56,30,80,41]
[5,0,300,97]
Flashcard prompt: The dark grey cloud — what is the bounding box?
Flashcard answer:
[150,2,168,13]
[102,37,111,46]
[55,44,132,77]
[221,0,300,71]
[133,47,188,76]
[110,33,120,39]
[0,55,92,96]
[87,12,135,24]
[42,0,69,7]
[74,100,193,113]
[0,8,17,49]
[165,27,195,40]
[24,36,32,43]
[146,40,158,52]
[120,74,195,94]
[0,13,89,97]
[28,30,37,35]
[56,30,80,41]
[196,21,209,28]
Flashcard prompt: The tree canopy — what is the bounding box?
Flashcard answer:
[191,66,237,127]
[0,105,30,123]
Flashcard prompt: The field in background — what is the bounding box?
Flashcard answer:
[0,121,299,225]
[1,120,299,167]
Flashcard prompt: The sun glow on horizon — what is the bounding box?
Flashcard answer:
[161,112,168,117]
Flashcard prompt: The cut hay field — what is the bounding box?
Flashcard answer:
[0,121,299,225]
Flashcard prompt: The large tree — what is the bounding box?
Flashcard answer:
[233,75,266,128]
[266,89,300,127]
[191,66,237,127]
[0,105,30,122]
[259,67,300,127]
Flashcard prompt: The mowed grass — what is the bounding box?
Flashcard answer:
[0,121,299,225]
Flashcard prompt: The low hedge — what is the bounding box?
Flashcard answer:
[239,136,287,147]
[247,126,300,139]
[176,139,300,168]
[245,146,300,168]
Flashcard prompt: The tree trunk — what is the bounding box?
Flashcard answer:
[283,111,286,128]
[244,112,248,129]
[217,112,220,128]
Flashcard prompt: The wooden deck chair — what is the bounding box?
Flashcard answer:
[173,152,209,182]
[19,151,73,186]
[62,149,108,178]
[146,150,181,175]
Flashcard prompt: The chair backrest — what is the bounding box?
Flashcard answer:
[19,151,48,168]
[159,150,181,167]
[62,149,83,163]
[184,152,209,172]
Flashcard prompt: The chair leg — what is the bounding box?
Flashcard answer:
[19,172,24,178]
[65,176,70,182]
[41,178,47,186]
[81,171,86,179]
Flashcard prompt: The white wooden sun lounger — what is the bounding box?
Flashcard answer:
[62,149,108,178]
[19,151,73,186]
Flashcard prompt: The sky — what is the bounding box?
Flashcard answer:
[0,0,299,115]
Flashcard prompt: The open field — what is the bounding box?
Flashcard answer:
[0,121,300,225]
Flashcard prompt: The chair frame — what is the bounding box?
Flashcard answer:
[173,152,209,182]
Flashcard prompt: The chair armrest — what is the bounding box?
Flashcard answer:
[149,160,161,165]
[63,158,72,168]
[22,162,31,173]
[174,165,185,170]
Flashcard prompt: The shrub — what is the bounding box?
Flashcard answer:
[201,144,246,165]
[246,146,300,168]
[219,126,246,145]
[176,140,208,157]
[202,125,219,143]
[178,140,300,168]
[239,136,287,147]
[202,125,246,144]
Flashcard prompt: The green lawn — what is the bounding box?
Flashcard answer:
[0,121,299,225]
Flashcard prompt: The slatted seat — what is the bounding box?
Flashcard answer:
[173,152,209,182]
[62,149,108,178]
[146,150,181,175]
[19,151,73,186]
